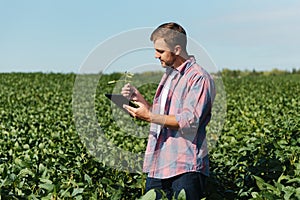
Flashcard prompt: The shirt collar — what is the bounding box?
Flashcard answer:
[166,56,196,74]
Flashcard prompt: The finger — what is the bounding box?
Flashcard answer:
[121,85,130,92]
[121,88,132,97]
[123,104,136,111]
[123,104,136,117]
[121,90,130,96]
[121,83,130,90]
[122,83,130,91]
[133,101,144,107]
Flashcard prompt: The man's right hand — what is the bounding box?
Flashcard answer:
[121,83,137,100]
[121,83,151,109]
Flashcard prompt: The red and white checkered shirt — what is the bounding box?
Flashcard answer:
[143,57,216,179]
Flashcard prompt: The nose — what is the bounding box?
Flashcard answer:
[155,51,160,59]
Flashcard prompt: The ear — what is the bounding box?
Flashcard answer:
[174,45,182,56]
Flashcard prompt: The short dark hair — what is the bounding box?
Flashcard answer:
[150,22,187,50]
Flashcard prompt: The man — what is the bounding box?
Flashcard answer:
[122,22,215,199]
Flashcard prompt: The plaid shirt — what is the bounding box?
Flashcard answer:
[143,57,216,178]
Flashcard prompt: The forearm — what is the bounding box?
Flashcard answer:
[149,113,179,130]
[122,100,178,129]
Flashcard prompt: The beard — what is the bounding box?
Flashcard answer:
[160,60,169,67]
[160,53,176,68]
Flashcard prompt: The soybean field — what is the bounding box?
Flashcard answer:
[0,72,299,199]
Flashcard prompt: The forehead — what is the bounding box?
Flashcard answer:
[153,38,171,51]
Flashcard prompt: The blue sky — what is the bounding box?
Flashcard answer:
[1,0,300,73]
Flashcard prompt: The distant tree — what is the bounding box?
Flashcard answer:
[291,68,300,74]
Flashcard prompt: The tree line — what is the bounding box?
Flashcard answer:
[220,67,300,77]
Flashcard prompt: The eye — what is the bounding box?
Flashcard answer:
[156,49,164,54]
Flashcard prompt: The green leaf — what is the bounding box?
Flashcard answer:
[17,168,34,178]
[139,189,156,200]
[28,193,39,200]
[72,188,84,197]
[84,173,92,185]
[177,189,186,200]
[277,173,289,183]
[39,183,54,192]
[39,178,53,184]
[295,187,300,199]
[287,177,300,184]
[60,187,71,198]
[75,195,83,200]
[251,192,260,199]
[283,186,295,200]
[253,175,277,192]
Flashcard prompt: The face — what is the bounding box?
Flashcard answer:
[153,38,176,68]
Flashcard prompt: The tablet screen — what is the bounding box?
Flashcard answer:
[105,94,139,116]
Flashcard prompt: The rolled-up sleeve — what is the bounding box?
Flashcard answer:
[175,76,213,132]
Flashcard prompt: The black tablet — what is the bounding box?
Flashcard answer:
[105,94,139,115]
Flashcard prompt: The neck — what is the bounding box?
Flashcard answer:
[173,52,189,68]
